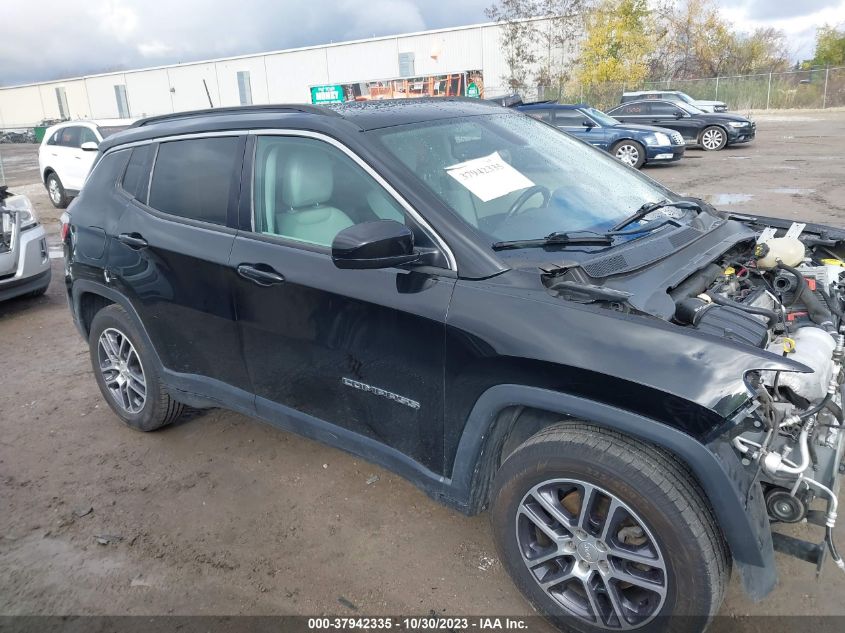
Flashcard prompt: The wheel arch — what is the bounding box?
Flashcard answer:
[451,384,776,599]
[699,124,728,144]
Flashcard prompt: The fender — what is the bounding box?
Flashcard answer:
[449,384,777,600]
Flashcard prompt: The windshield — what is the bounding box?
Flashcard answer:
[371,113,673,243]
[675,92,695,105]
[676,100,705,115]
[584,107,619,127]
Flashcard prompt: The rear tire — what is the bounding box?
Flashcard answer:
[699,126,727,151]
[88,304,183,431]
[611,141,646,169]
[46,172,69,208]
[490,422,729,633]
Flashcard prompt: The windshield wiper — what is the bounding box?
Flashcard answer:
[611,199,701,232]
[492,231,613,251]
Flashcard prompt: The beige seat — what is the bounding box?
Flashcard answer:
[275,146,354,247]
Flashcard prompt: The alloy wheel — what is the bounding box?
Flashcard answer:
[615,145,639,167]
[701,128,724,150]
[516,478,667,629]
[48,177,61,205]
[97,327,147,414]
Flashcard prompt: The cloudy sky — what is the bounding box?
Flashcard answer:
[1,0,843,86]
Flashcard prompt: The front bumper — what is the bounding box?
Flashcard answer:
[645,144,685,163]
[0,225,52,301]
[728,123,756,145]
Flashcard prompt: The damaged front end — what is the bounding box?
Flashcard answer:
[540,211,845,579]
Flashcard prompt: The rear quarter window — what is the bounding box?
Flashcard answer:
[121,145,153,203]
[147,136,241,225]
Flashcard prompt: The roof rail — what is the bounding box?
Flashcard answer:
[132,104,339,127]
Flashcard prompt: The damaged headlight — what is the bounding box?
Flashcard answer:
[1,194,38,230]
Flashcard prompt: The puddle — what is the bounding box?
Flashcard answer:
[727,156,750,160]
[771,188,815,195]
[711,193,754,205]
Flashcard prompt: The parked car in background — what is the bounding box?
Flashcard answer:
[621,90,728,113]
[607,99,755,150]
[517,102,685,168]
[38,119,134,208]
[0,187,50,301]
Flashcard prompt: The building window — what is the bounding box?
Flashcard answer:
[114,85,130,118]
[237,71,253,105]
[55,87,69,120]
[398,52,415,78]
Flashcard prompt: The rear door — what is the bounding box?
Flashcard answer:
[608,102,651,125]
[108,134,252,395]
[230,132,456,473]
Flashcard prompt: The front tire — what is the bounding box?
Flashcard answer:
[611,141,646,169]
[88,304,184,431]
[490,422,729,633]
[699,126,727,151]
[46,172,69,208]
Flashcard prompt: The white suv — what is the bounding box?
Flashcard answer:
[38,119,133,208]
[621,90,728,113]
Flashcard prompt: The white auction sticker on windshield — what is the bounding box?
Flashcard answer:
[445,152,534,202]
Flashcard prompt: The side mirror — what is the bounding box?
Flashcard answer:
[80,141,99,151]
[332,220,420,270]
[674,111,685,119]
[582,120,596,128]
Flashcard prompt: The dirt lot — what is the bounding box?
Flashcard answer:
[2,110,845,621]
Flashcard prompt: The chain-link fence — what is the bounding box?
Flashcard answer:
[528,66,845,112]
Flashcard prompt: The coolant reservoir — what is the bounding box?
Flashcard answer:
[756,237,805,269]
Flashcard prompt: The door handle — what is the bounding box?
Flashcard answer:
[118,233,148,249]
[237,264,285,286]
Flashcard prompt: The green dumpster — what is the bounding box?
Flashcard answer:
[34,126,47,143]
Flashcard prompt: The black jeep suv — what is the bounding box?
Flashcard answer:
[64,99,845,632]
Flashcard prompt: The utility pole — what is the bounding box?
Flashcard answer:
[823,66,830,109]
[766,72,772,110]
[715,76,719,100]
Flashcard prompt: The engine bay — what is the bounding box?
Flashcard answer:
[672,221,845,574]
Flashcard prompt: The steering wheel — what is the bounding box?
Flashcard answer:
[504,185,551,222]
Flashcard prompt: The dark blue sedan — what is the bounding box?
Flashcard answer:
[516,103,685,169]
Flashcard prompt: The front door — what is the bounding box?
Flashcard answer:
[644,102,701,142]
[231,133,456,473]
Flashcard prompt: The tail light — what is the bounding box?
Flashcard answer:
[60,212,70,242]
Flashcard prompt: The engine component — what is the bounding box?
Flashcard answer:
[765,488,807,523]
[763,327,837,402]
[755,237,805,269]
[674,297,769,347]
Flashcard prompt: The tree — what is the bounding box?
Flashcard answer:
[577,0,654,84]
[811,25,845,67]
[486,0,587,94]
[650,0,789,79]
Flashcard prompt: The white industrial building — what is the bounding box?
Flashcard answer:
[0,17,574,129]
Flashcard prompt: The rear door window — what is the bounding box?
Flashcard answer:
[524,109,552,123]
[148,136,241,225]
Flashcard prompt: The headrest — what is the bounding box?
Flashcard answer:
[281,146,334,208]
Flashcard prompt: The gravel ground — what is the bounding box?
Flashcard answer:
[1,110,845,622]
